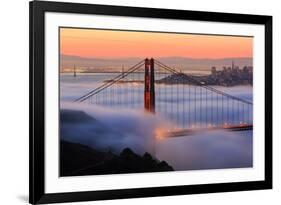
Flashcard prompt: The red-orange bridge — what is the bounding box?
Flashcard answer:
[75,58,253,137]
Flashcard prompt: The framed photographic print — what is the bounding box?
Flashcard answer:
[29,0,272,204]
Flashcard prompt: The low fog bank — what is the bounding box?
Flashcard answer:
[60,102,172,155]
[60,102,253,171]
[59,74,253,170]
[157,130,253,170]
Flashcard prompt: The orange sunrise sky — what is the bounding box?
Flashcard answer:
[60,28,253,59]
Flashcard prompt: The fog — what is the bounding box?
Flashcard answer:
[156,130,252,170]
[60,73,253,170]
[61,103,172,155]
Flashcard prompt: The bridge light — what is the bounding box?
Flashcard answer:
[155,128,168,140]
[155,135,164,140]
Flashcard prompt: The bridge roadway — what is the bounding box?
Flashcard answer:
[157,124,253,138]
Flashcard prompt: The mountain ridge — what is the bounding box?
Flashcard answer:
[60,54,253,72]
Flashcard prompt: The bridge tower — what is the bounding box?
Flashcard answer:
[144,58,155,113]
[73,64,76,78]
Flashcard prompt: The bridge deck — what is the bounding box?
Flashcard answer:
[159,124,253,138]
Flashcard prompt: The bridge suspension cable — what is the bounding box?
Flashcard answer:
[74,59,145,102]
[154,59,253,105]
[72,58,253,131]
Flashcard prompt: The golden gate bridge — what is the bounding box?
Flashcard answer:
[74,58,253,137]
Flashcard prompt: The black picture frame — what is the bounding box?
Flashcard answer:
[29,0,272,204]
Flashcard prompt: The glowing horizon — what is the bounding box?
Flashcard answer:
[60,28,253,59]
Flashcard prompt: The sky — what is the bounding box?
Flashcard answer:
[60,27,253,59]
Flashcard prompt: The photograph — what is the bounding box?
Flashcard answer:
[59,27,254,177]
[28,1,273,203]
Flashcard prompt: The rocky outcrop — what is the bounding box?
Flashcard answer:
[60,140,173,176]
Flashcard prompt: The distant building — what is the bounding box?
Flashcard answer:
[211,66,217,75]
[248,66,253,72]
[243,66,248,72]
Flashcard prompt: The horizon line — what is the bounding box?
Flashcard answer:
[61,53,253,60]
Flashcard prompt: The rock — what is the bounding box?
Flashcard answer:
[60,140,174,176]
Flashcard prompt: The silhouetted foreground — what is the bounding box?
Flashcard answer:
[60,140,174,176]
